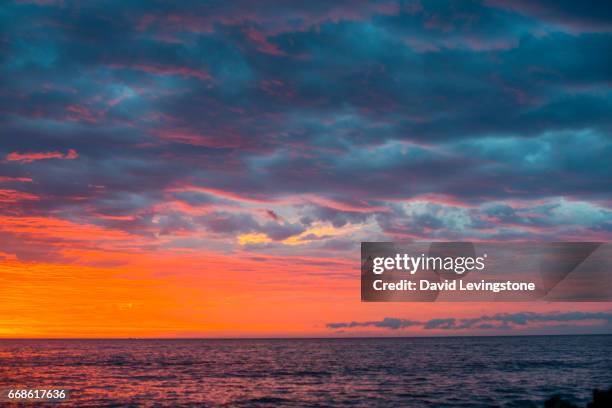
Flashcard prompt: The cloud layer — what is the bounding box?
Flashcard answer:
[327,311,612,331]
[1,1,611,259]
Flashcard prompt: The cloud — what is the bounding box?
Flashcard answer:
[375,197,612,241]
[6,149,78,163]
[327,311,612,331]
[327,317,421,330]
[0,0,611,260]
[423,318,456,329]
[0,189,39,203]
[486,0,612,33]
[0,176,33,183]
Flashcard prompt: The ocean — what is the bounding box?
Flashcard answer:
[1,335,611,407]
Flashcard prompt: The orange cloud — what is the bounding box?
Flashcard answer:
[0,215,144,258]
[6,149,78,163]
[238,232,272,245]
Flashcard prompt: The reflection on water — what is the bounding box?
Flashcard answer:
[1,335,611,407]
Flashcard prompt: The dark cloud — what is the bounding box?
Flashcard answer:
[424,318,456,329]
[327,317,421,330]
[487,0,612,32]
[198,212,259,235]
[260,221,305,241]
[1,0,611,249]
[327,311,612,330]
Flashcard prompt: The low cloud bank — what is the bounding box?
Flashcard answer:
[327,311,612,331]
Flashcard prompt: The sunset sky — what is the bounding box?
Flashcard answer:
[1,0,611,338]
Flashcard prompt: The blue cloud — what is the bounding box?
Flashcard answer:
[327,311,612,331]
[1,0,610,247]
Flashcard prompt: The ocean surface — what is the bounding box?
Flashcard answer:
[1,335,611,407]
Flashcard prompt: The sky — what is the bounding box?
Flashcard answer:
[0,0,611,338]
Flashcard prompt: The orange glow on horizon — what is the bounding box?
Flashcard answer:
[1,212,610,338]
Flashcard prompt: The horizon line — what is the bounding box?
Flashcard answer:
[2,332,611,341]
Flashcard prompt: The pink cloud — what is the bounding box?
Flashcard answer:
[0,176,33,183]
[6,149,78,163]
[305,195,389,213]
[66,104,100,123]
[244,28,286,56]
[0,189,39,203]
[108,63,210,81]
[169,185,274,204]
